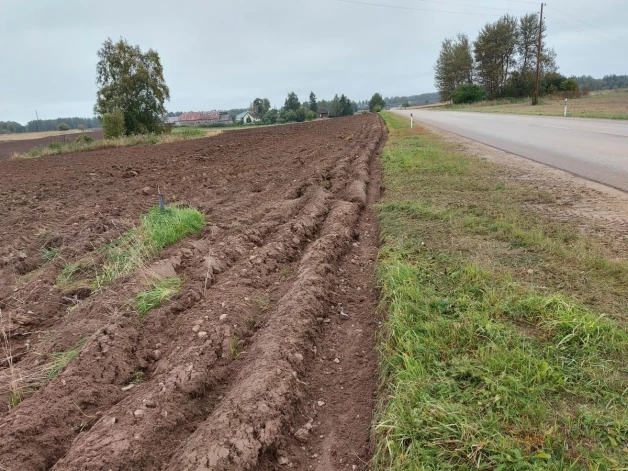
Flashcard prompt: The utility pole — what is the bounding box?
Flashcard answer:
[533,2,544,106]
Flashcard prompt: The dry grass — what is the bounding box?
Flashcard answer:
[11,129,221,160]
[0,129,97,142]
[446,88,628,119]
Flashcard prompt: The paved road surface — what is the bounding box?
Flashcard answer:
[393,109,628,192]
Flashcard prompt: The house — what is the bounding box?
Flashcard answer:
[178,111,220,126]
[165,116,179,126]
[236,111,260,124]
[317,107,329,118]
[218,112,233,125]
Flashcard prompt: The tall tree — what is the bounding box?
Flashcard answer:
[262,98,271,115]
[284,92,300,111]
[369,93,385,112]
[434,34,474,101]
[94,38,169,134]
[474,15,519,98]
[309,92,318,112]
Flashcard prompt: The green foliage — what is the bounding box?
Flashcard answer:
[295,107,306,122]
[309,91,318,112]
[57,122,70,131]
[560,78,579,92]
[305,110,316,121]
[369,93,386,112]
[48,340,85,378]
[284,91,300,112]
[102,108,126,138]
[75,134,94,144]
[374,112,628,469]
[435,34,474,101]
[400,98,409,108]
[77,124,86,132]
[94,37,170,135]
[136,276,183,318]
[41,246,60,262]
[262,109,279,125]
[451,84,487,104]
[373,105,382,113]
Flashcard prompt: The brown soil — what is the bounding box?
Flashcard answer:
[0,115,385,470]
[0,129,104,161]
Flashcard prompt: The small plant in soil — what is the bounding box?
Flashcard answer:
[47,340,85,379]
[131,371,145,384]
[41,246,60,262]
[254,293,271,312]
[279,267,292,278]
[135,276,183,319]
[230,336,242,360]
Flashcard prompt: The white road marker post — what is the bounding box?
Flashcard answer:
[410,113,413,128]
[564,98,568,117]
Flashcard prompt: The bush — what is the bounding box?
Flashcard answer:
[451,84,487,104]
[373,105,382,113]
[560,79,579,92]
[77,124,87,132]
[75,134,94,144]
[102,109,126,138]
[57,123,70,131]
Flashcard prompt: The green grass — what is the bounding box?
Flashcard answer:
[136,276,183,318]
[47,340,85,378]
[56,205,204,291]
[373,112,628,470]
[40,246,60,262]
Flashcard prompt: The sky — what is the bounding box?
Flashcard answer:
[1,0,626,124]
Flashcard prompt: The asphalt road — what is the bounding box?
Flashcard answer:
[393,109,628,192]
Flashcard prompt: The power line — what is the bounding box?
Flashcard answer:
[397,0,533,12]
[546,5,623,44]
[337,0,511,16]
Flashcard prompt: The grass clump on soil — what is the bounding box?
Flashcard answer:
[136,276,183,319]
[40,246,60,262]
[56,205,204,291]
[373,112,628,470]
[11,129,221,160]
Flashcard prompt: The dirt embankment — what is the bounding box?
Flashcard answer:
[0,115,385,470]
[0,129,103,161]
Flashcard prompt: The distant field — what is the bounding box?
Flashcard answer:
[447,89,628,119]
[0,128,100,142]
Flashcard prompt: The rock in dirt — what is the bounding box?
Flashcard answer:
[142,186,153,195]
[294,427,310,443]
[133,409,145,418]
[340,310,350,320]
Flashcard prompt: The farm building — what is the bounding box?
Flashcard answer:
[165,116,179,126]
[236,111,260,124]
[178,111,220,126]
[218,112,233,125]
[318,107,329,118]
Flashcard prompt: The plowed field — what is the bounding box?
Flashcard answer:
[0,115,386,471]
[0,130,104,161]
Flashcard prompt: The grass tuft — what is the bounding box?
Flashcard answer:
[373,112,628,470]
[136,276,183,319]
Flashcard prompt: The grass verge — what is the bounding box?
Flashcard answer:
[56,205,204,291]
[373,112,628,469]
[136,276,183,319]
[11,129,221,160]
[445,89,628,120]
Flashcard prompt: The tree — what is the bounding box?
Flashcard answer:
[262,98,271,115]
[284,92,300,112]
[309,92,318,112]
[369,93,385,112]
[451,84,487,104]
[474,15,519,98]
[434,34,474,101]
[102,109,126,138]
[560,78,578,92]
[57,122,70,131]
[94,37,170,135]
[77,124,86,132]
[295,107,306,122]
[400,98,410,108]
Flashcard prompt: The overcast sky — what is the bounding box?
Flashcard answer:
[1,0,626,123]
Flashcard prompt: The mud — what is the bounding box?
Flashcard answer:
[0,129,104,161]
[0,115,385,470]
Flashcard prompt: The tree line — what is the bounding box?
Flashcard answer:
[435,13,569,103]
[0,117,100,134]
[572,75,628,91]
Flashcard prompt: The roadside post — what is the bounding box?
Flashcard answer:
[564,98,568,117]
[410,113,413,128]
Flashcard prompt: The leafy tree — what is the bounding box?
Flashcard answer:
[284,92,300,112]
[262,108,279,125]
[57,122,70,131]
[560,78,579,92]
[474,15,519,97]
[400,98,410,108]
[373,105,382,113]
[369,93,385,112]
[262,98,271,115]
[295,107,306,122]
[94,37,170,135]
[435,34,474,101]
[305,110,316,121]
[281,109,297,122]
[451,84,487,104]
[309,92,318,112]
[77,124,86,132]
[102,109,126,138]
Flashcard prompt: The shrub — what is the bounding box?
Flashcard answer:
[451,84,487,104]
[48,141,63,151]
[102,109,126,138]
[560,78,579,92]
[373,105,382,113]
[75,134,94,144]
[57,122,70,131]
[77,124,87,132]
